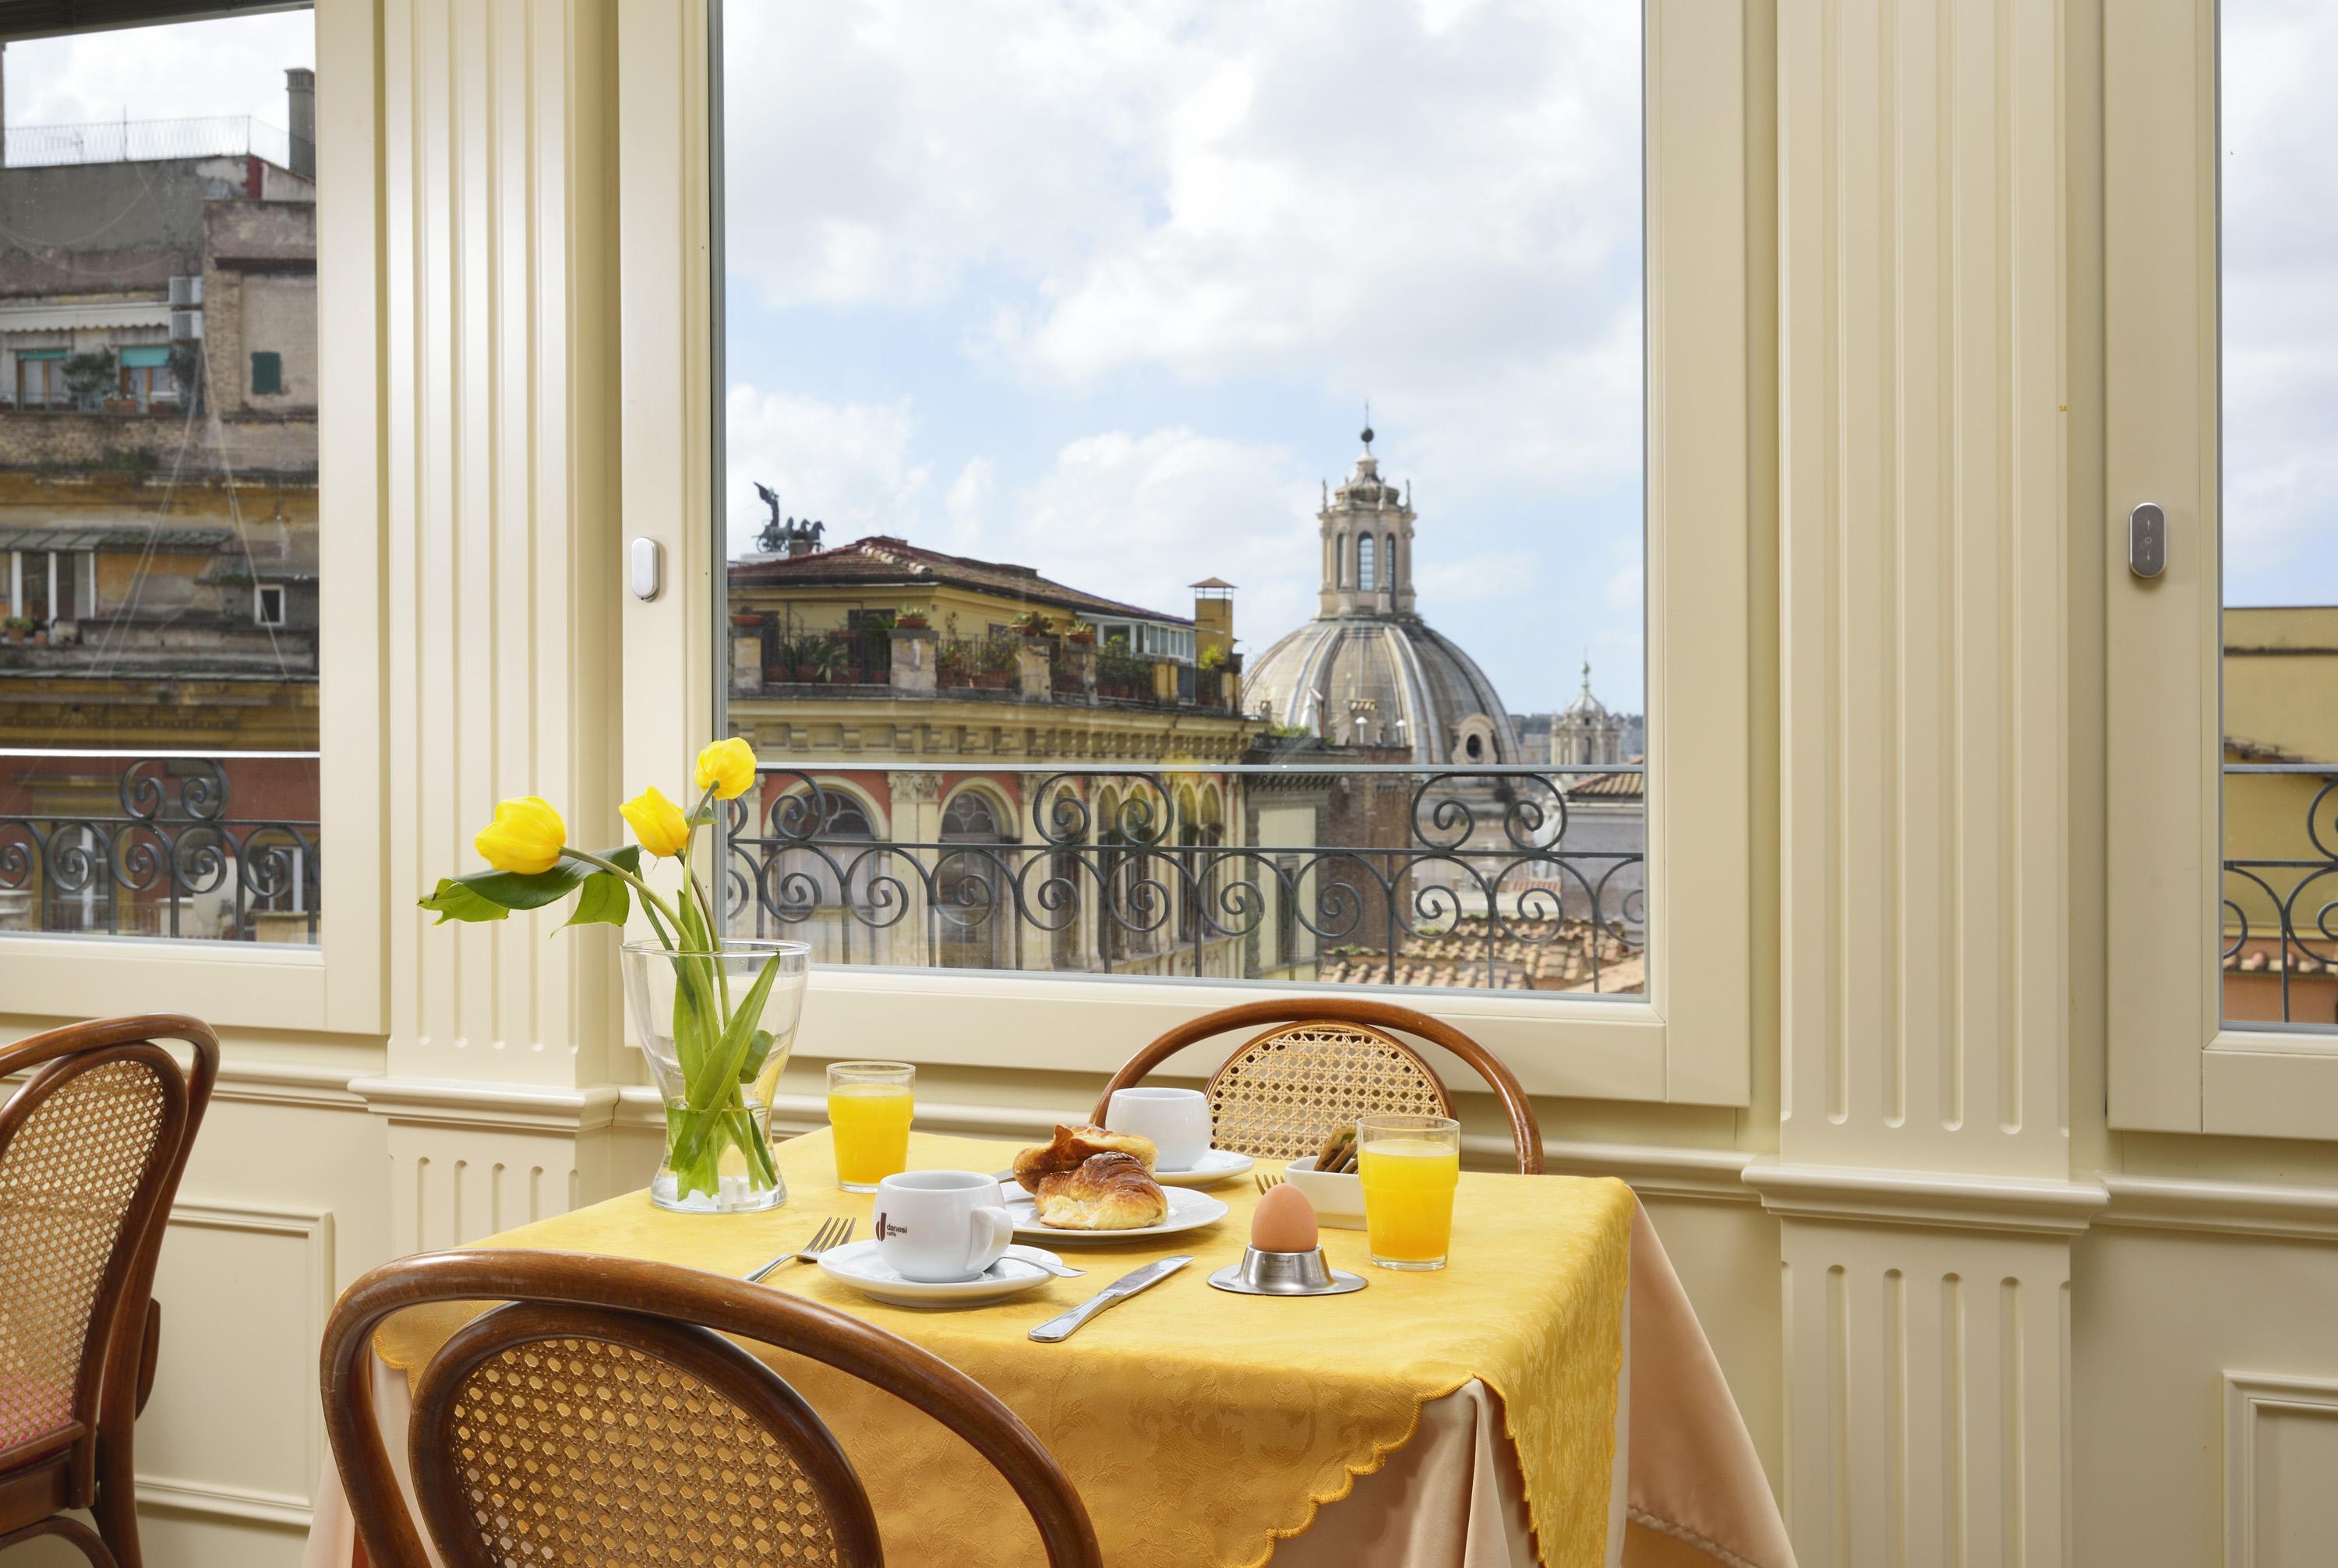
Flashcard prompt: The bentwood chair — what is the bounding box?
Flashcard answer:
[322,1249,1103,1568]
[0,1014,221,1568]
[1092,997,1544,1174]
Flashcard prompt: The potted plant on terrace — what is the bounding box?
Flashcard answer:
[1012,609,1052,637]
[2,616,29,646]
[893,604,930,630]
[419,738,810,1213]
[1065,620,1096,646]
[976,637,1017,688]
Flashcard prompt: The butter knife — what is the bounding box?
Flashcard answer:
[1028,1255,1192,1343]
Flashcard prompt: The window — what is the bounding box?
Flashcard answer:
[2107,0,2338,1134]
[648,0,1757,1103]
[16,349,64,409]
[714,0,1651,1005]
[120,345,175,411]
[0,8,323,953]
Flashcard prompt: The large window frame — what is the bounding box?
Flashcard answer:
[616,1,1761,1106]
[2107,0,2338,1139]
[0,0,384,1037]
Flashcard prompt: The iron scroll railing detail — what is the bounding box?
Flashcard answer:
[2223,762,2338,1026]
[721,765,1646,993]
[0,756,320,942]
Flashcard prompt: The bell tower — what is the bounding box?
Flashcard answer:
[1316,424,1417,618]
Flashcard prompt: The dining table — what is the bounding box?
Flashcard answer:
[298,1128,1792,1568]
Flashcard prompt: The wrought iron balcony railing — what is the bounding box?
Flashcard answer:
[0,752,320,945]
[2223,761,2338,1028]
[718,763,1648,994]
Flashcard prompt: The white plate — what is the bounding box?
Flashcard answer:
[814,1239,1073,1307]
[1005,1185,1231,1243]
[1152,1148,1256,1188]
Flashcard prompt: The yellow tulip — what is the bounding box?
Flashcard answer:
[621,785,691,859]
[694,736,759,801]
[474,796,566,875]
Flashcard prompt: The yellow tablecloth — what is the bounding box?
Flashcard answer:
[373,1129,1634,1568]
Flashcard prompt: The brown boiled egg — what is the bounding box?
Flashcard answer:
[1250,1181,1320,1253]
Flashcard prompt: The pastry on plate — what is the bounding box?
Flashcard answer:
[1032,1151,1170,1231]
[1012,1123,1157,1187]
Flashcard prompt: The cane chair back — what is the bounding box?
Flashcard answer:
[0,1014,220,1568]
[411,1302,878,1568]
[325,1250,1104,1568]
[1093,997,1545,1174]
[1204,1021,1452,1164]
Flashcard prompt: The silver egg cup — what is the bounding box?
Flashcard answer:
[1206,1245,1368,1297]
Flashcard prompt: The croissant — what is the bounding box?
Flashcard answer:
[1033,1151,1169,1230]
[1012,1123,1157,1187]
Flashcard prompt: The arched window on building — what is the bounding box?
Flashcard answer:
[937,789,1013,969]
[765,789,878,962]
[1357,532,1376,592]
[1384,531,1397,591]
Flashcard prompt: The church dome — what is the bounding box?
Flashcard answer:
[1242,429,1520,765]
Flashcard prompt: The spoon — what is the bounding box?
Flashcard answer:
[988,1253,1086,1280]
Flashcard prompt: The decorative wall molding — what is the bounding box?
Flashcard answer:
[2100,1174,2338,1244]
[213,1058,371,1114]
[1746,1158,2110,1236]
[2224,1372,2338,1567]
[147,1199,335,1531]
[351,1075,622,1134]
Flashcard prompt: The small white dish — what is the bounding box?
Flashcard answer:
[1153,1148,1256,1188]
[1004,1185,1231,1243]
[1282,1157,1367,1230]
[815,1239,1070,1307]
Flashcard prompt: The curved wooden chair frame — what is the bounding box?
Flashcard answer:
[322,1249,1104,1568]
[0,1014,221,1568]
[1092,997,1544,1174]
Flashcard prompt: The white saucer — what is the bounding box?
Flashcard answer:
[1004,1186,1231,1243]
[1151,1148,1256,1188]
[814,1239,1072,1307]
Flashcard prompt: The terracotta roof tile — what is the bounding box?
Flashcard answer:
[729,535,1188,625]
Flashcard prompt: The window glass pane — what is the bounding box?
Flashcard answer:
[715,2,1646,998]
[2220,0,2338,1029]
[0,9,322,947]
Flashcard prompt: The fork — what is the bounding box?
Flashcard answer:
[747,1215,854,1282]
[1253,1172,1284,1196]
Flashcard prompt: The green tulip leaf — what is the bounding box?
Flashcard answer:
[418,845,644,922]
[559,871,630,931]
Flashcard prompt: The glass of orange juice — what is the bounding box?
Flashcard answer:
[1358,1113,1462,1270]
[828,1061,915,1192]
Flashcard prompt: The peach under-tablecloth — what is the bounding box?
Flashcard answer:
[300,1132,1791,1568]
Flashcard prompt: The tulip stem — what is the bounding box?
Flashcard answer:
[679,785,734,1027]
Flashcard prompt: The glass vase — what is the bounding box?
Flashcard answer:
[622,938,810,1213]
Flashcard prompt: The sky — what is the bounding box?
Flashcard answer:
[2221,0,2338,611]
[719,0,1648,716]
[1,10,313,131]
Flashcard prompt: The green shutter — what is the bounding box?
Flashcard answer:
[120,347,171,369]
[16,349,64,362]
[250,351,282,395]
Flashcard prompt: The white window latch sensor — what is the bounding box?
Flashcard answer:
[630,538,664,602]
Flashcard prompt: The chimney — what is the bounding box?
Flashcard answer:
[1191,577,1235,663]
[286,67,316,180]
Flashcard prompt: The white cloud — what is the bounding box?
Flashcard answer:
[722,387,931,558]
[2223,0,2338,605]
[1001,428,1321,635]
[4,12,314,132]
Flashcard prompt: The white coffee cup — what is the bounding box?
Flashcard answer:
[1106,1086,1213,1172]
[872,1171,1015,1283]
